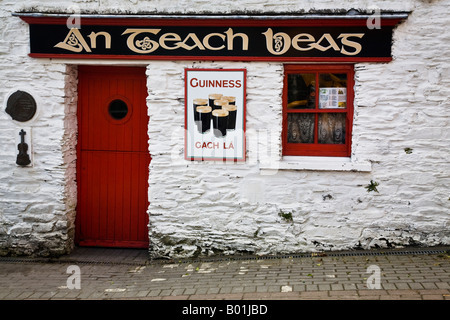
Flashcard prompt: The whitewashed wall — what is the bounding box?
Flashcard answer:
[0,0,448,257]
[0,2,79,255]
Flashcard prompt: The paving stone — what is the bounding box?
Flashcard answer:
[408,283,425,290]
[0,247,449,301]
[422,295,444,300]
[436,282,450,289]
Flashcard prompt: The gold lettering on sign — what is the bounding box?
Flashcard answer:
[122,29,161,53]
[338,34,364,55]
[262,28,365,56]
[203,33,226,50]
[309,33,340,52]
[177,33,205,50]
[122,28,249,54]
[54,28,92,52]
[262,28,290,55]
[224,28,249,51]
[159,33,182,50]
[53,26,365,57]
[87,31,111,49]
[291,33,315,51]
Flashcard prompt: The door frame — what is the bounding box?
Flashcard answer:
[75,65,150,248]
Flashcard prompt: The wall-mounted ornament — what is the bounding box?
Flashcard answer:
[16,129,31,166]
[6,90,37,122]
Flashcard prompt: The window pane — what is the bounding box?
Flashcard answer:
[318,113,346,144]
[287,113,315,143]
[319,73,347,109]
[287,73,315,109]
[108,99,128,120]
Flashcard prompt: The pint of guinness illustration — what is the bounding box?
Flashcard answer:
[213,99,228,111]
[221,96,236,105]
[223,104,237,130]
[212,109,229,137]
[197,106,212,133]
[193,98,208,129]
[208,94,223,108]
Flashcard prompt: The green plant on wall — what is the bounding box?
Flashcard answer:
[278,210,293,222]
[404,147,413,154]
[365,180,379,193]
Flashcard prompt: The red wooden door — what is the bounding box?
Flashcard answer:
[76,66,150,248]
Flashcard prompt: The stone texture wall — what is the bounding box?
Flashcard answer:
[0,0,448,257]
[0,1,79,255]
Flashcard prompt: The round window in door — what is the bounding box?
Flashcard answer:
[105,96,133,124]
[109,99,128,120]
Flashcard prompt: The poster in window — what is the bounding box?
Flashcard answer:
[319,88,347,109]
[185,69,246,161]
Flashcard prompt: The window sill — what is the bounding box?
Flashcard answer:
[259,156,372,172]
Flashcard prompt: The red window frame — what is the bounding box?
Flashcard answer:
[282,64,354,157]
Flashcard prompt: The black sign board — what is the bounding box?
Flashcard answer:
[20,17,403,62]
[6,91,37,122]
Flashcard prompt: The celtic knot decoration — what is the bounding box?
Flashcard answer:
[135,37,154,51]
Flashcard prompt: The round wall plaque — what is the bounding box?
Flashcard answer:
[5,90,37,122]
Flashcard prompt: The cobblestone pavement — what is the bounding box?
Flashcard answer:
[0,246,449,301]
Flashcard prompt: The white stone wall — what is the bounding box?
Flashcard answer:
[0,0,448,257]
[0,1,79,255]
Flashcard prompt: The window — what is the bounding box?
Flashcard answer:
[108,99,128,120]
[282,65,354,157]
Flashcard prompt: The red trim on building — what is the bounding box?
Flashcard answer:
[282,64,355,157]
[19,16,405,27]
[28,53,392,62]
